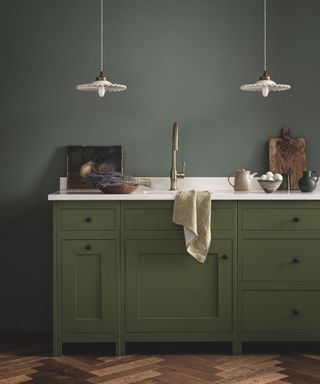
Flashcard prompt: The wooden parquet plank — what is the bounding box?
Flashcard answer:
[215,360,285,380]
[0,370,37,380]
[302,353,320,361]
[156,356,221,383]
[97,356,137,364]
[159,354,220,374]
[225,371,288,384]
[279,355,320,380]
[212,355,280,371]
[148,368,213,384]
[270,381,291,384]
[53,356,95,373]
[0,356,47,369]
[90,357,163,378]
[0,363,44,376]
[156,368,215,384]
[0,375,32,384]
[68,356,106,369]
[278,367,320,384]
[28,358,93,384]
[92,370,162,384]
[94,357,148,371]
[0,345,50,358]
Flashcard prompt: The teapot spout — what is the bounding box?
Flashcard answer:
[251,172,258,179]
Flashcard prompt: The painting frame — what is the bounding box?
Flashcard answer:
[67,145,123,189]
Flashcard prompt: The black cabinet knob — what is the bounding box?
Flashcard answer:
[85,244,91,250]
[292,257,300,264]
[292,217,300,223]
[222,254,228,260]
[292,308,300,316]
[85,217,92,223]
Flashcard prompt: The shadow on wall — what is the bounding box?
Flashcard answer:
[0,147,66,332]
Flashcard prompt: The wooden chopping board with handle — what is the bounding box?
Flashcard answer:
[269,128,306,190]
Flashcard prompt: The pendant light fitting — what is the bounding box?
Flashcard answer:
[240,0,290,97]
[77,0,126,97]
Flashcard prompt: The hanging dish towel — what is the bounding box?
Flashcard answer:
[172,190,211,263]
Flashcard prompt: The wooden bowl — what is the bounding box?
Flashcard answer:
[258,179,282,193]
[99,184,138,194]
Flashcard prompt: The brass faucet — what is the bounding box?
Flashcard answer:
[170,122,186,190]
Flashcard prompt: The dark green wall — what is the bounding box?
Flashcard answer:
[0,0,319,331]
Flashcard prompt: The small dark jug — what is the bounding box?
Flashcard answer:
[298,170,319,192]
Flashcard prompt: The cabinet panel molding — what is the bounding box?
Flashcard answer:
[125,238,232,333]
[61,239,116,333]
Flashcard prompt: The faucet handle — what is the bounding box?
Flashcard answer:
[177,161,186,179]
[182,160,186,174]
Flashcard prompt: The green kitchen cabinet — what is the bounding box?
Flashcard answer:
[53,201,120,356]
[52,199,320,356]
[237,201,320,353]
[120,201,237,354]
[52,200,237,355]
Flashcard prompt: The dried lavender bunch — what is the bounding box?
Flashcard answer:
[84,170,151,188]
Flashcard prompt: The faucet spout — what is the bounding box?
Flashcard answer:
[173,122,178,151]
[170,122,186,191]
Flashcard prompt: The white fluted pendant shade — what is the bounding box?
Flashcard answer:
[241,72,290,97]
[240,78,290,93]
[77,78,127,94]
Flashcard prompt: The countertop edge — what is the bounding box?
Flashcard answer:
[48,191,320,201]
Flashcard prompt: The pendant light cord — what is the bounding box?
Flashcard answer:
[100,0,104,73]
[264,0,267,73]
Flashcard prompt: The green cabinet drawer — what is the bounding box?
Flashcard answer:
[123,201,235,232]
[242,291,320,333]
[242,239,320,282]
[241,204,320,231]
[61,208,116,231]
[61,239,116,333]
[125,238,232,333]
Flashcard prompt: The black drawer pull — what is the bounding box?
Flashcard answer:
[292,217,300,223]
[85,244,91,250]
[292,257,300,264]
[222,254,228,260]
[292,309,300,316]
[85,217,92,223]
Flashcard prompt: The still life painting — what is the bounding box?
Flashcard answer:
[67,145,123,189]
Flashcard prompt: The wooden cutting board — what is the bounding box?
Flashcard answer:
[269,128,306,190]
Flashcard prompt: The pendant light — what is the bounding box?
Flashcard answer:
[240,0,290,97]
[77,0,126,97]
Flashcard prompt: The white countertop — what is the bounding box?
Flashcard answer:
[48,177,320,201]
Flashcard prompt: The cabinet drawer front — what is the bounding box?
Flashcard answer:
[124,202,234,231]
[61,208,116,231]
[241,207,320,231]
[242,239,320,282]
[242,291,320,333]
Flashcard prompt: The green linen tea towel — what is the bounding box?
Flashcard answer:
[172,190,211,263]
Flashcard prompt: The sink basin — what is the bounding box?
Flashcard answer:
[139,190,218,194]
[140,190,176,194]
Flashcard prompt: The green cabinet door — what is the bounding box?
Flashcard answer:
[125,239,232,333]
[61,239,116,333]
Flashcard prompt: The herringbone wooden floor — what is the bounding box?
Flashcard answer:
[1,342,320,384]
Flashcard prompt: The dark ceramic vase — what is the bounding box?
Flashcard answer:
[298,170,319,192]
